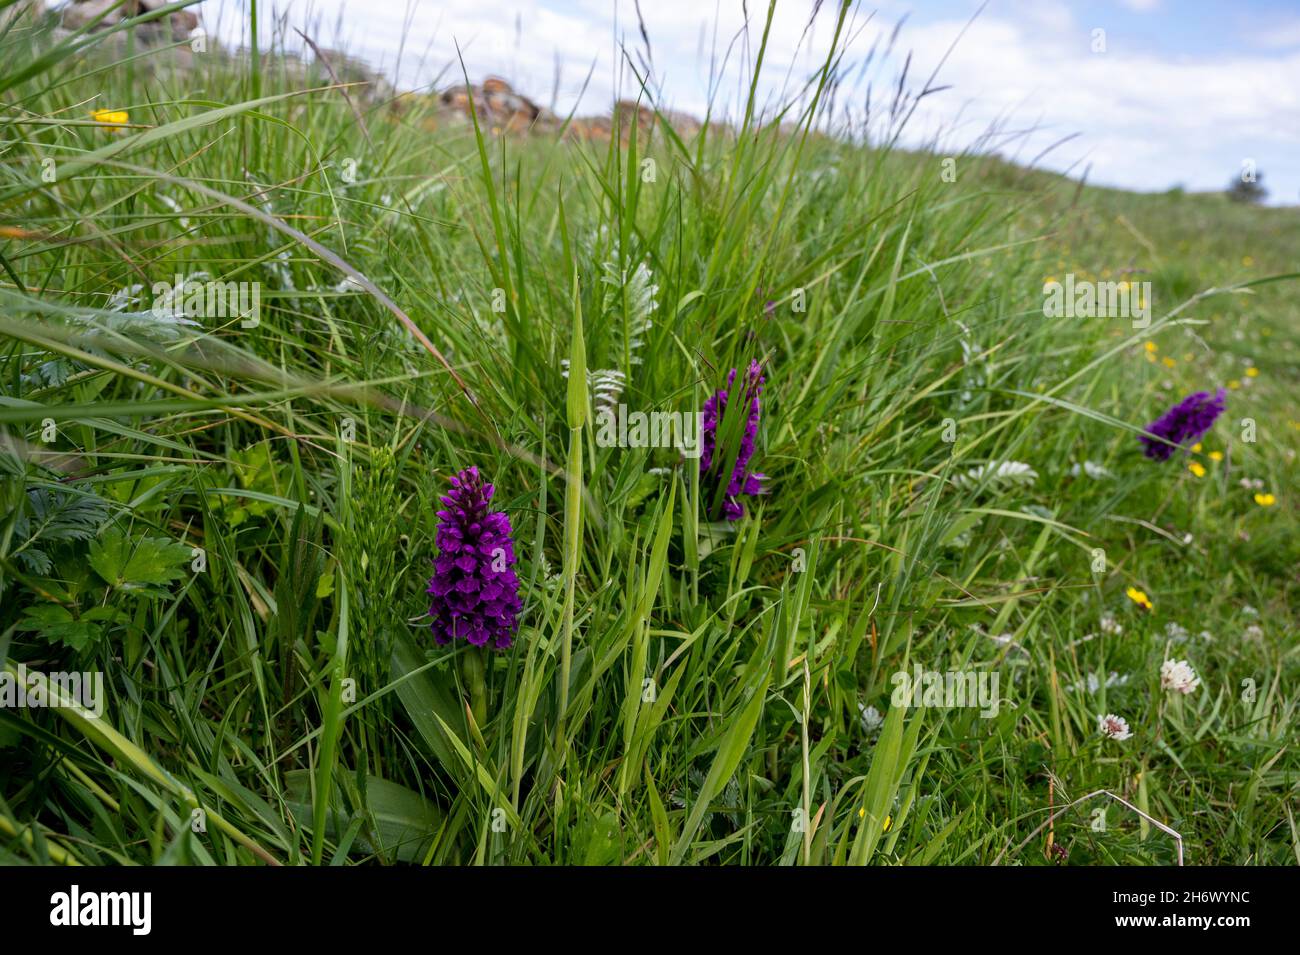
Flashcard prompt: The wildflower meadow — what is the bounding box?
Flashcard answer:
[0,0,1297,884]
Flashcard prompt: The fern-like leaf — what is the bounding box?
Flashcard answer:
[953,461,1039,490]
[14,486,109,545]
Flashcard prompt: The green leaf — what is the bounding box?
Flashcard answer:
[390,635,468,776]
[15,486,108,545]
[670,676,769,864]
[580,811,625,866]
[16,604,100,651]
[567,265,588,429]
[88,527,192,592]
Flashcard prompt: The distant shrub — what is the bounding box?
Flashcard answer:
[1227,171,1267,204]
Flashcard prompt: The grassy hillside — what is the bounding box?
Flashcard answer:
[1,4,1296,865]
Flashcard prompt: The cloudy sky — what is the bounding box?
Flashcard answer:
[201,0,1300,204]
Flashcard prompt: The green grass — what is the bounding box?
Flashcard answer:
[1,2,1297,866]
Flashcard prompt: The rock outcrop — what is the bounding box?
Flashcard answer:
[61,0,198,40]
[438,76,551,133]
[422,77,712,144]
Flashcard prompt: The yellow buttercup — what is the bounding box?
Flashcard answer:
[92,109,129,125]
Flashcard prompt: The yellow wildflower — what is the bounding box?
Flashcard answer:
[1254,493,1276,507]
[857,808,893,832]
[1126,586,1153,611]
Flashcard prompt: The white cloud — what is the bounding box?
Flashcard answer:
[893,12,1300,200]
[201,0,1300,203]
[1243,18,1300,50]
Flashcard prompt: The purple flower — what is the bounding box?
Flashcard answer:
[426,466,522,648]
[701,360,767,520]
[1139,389,1227,461]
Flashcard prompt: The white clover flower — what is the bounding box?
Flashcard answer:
[1160,659,1201,695]
[1098,713,1133,741]
[1165,621,1190,642]
[858,703,884,736]
[1243,624,1264,641]
[1241,605,1258,617]
[1100,612,1122,636]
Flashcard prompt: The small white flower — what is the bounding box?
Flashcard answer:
[1069,460,1112,480]
[858,703,884,736]
[1100,612,1122,636]
[1243,624,1264,641]
[1165,621,1190,642]
[1160,659,1201,695]
[1241,605,1258,617]
[1098,713,1133,741]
